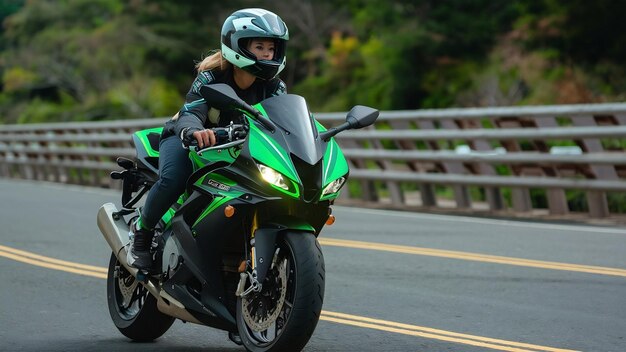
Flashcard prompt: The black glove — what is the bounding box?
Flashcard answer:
[181,127,201,147]
[182,127,231,148]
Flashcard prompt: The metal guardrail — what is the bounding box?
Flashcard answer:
[1,103,625,218]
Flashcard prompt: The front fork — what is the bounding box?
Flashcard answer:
[236,226,279,297]
[236,247,282,297]
[235,208,321,298]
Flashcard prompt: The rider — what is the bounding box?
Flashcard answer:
[128,8,289,270]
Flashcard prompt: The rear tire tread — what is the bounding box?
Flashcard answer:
[106,252,175,341]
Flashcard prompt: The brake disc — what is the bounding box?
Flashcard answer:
[241,258,288,332]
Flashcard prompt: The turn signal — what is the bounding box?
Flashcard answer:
[224,205,236,218]
[325,215,336,225]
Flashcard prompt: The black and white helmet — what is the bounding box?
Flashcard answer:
[221,8,289,80]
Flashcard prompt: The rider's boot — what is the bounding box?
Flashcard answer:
[127,218,154,271]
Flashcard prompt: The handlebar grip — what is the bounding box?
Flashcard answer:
[213,128,230,145]
[187,123,248,152]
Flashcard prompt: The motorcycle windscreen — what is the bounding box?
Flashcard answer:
[258,94,325,166]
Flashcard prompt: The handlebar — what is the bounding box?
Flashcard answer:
[184,122,248,154]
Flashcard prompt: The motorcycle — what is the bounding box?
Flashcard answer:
[97,83,379,351]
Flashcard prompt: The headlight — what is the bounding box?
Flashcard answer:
[322,177,346,196]
[257,164,289,191]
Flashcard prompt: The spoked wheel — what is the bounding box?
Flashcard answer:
[237,232,325,352]
[106,252,174,341]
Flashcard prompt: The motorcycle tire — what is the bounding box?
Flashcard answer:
[237,231,325,352]
[106,252,175,341]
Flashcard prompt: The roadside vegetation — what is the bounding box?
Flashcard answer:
[1,0,624,124]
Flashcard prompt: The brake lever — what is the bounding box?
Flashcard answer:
[195,139,245,156]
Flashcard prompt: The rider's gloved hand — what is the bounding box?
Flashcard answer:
[181,127,217,149]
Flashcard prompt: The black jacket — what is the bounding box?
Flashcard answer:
[162,67,287,140]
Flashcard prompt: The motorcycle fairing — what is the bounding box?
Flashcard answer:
[247,120,301,186]
[132,127,162,174]
[256,95,324,166]
[244,95,350,201]
[312,120,349,199]
[164,212,238,330]
[190,145,240,169]
[192,196,232,228]
[320,137,349,200]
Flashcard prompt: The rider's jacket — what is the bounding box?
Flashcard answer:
[162,66,287,140]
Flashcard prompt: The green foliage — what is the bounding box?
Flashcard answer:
[2,66,37,92]
[516,0,626,64]
[0,0,190,122]
[608,193,626,213]
[295,0,523,110]
[0,0,24,29]
[1,0,625,124]
[17,91,77,123]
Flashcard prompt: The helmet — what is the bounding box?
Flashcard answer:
[221,8,289,80]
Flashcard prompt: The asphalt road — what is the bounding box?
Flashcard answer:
[1,179,625,352]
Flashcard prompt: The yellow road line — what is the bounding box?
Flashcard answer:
[320,311,578,352]
[319,238,626,278]
[0,244,580,352]
[0,247,107,279]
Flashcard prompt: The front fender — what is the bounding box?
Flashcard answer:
[253,217,315,284]
[266,215,316,232]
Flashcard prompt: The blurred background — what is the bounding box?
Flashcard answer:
[1,0,625,124]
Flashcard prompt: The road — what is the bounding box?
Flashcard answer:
[0,179,625,351]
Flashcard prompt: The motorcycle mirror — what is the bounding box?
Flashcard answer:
[319,105,379,142]
[345,105,379,129]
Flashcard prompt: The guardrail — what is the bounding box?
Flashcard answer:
[1,103,626,219]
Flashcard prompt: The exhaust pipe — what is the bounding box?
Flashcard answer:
[157,293,203,325]
[97,203,201,323]
[97,203,159,297]
[97,203,131,260]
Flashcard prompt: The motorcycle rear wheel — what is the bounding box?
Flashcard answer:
[237,232,325,352]
[106,252,175,341]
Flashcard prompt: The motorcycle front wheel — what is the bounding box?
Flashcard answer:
[106,252,174,341]
[236,232,326,352]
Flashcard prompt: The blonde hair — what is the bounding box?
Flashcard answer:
[195,50,232,72]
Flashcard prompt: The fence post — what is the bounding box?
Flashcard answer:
[0,142,9,177]
[461,119,505,211]
[417,119,471,208]
[388,119,436,207]
[369,135,405,206]
[571,115,617,218]
[340,139,379,202]
[512,188,533,212]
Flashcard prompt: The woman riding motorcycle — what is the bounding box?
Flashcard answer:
[128,8,290,271]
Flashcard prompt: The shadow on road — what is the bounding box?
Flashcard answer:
[6,337,244,352]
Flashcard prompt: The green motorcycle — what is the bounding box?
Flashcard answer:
[97,83,379,351]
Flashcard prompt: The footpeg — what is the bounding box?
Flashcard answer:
[136,270,149,282]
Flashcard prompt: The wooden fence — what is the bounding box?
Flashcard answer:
[1,102,626,219]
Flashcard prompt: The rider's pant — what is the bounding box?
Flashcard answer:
[140,135,193,230]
